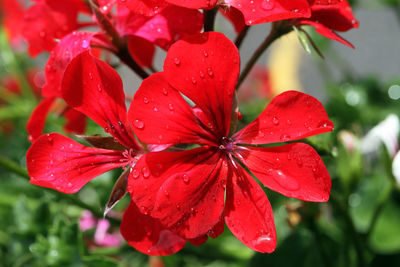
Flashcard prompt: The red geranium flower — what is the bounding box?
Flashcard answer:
[127,32,333,253]
[26,51,187,255]
[117,0,311,25]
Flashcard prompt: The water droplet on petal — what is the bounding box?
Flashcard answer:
[199,71,205,78]
[162,88,168,95]
[207,67,214,77]
[133,119,144,129]
[280,134,291,141]
[142,166,150,178]
[272,116,279,125]
[82,39,90,49]
[174,57,180,66]
[182,174,190,184]
[191,77,197,84]
[97,84,102,92]
[168,103,174,111]
[261,0,275,10]
[88,72,93,80]
[143,97,149,104]
[271,169,300,191]
[131,169,139,178]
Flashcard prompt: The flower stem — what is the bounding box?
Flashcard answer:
[236,22,292,89]
[234,26,250,49]
[88,0,149,80]
[203,7,218,32]
[0,155,121,225]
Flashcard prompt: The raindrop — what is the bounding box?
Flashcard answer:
[191,77,197,84]
[199,71,205,78]
[142,167,150,178]
[174,57,181,66]
[82,39,90,49]
[280,134,291,141]
[131,169,139,178]
[168,103,174,111]
[271,169,300,191]
[133,119,144,129]
[162,88,168,95]
[153,107,159,112]
[207,67,214,77]
[182,174,190,184]
[97,84,102,92]
[272,116,279,125]
[261,0,274,10]
[88,72,93,80]
[203,50,208,57]
[143,97,149,104]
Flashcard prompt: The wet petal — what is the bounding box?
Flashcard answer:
[225,0,310,25]
[236,143,331,201]
[225,164,277,253]
[129,72,217,146]
[121,201,186,255]
[128,147,226,239]
[27,133,126,193]
[26,97,55,142]
[62,51,141,150]
[164,32,240,138]
[234,91,333,144]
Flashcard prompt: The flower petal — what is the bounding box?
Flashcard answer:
[41,31,96,98]
[219,7,246,34]
[128,147,226,239]
[62,51,140,150]
[165,0,217,9]
[234,91,333,144]
[236,143,331,201]
[298,20,355,48]
[117,5,203,50]
[117,0,169,17]
[121,201,186,255]
[27,133,126,193]
[129,72,216,146]
[26,97,55,142]
[127,36,155,67]
[225,0,310,25]
[225,164,277,253]
[63,108,87,135]
[164,32,240,138]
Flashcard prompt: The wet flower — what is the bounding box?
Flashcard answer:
[127,32,333,253]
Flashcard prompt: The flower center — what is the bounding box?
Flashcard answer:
[121,148,139,167]
[219,136,234,151]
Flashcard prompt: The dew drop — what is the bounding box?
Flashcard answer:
[207,67,214,77]
[140,206,149,215]
[82,39,90,49]
[168,103,174,111]
[191,77,197,84]
[97,84,102,92]
[261,0,275,10]
[131,169,139,178]
[174,57,180,66]
[182,174,190,184]
[162,88,168,95]
[133,119,144,129]
[142,166,150,178]
[88,72,93,80]
[153,107,159,112]
[272,116,279,125]
[199,71,205,78]
[280,134,291,141]
[203,50,208,57]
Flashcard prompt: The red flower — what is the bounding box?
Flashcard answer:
[27,51,186,255]
[118,0,311,25]
[295,0,359,48]
[127,32,333,253]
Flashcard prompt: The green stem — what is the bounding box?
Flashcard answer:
[0,155,121,225]
[234,26,250,49]
[236,22,292,89]
[203,7,218,32]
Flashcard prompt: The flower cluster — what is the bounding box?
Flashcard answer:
[2,0,358,256]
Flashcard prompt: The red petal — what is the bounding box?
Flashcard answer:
[225,0,311,25]
[117,0,169,16]
[62,51,140,150]
[128,147,225,239]
[236,143,331,201]
[117,5,203,50]
[63,108,87,135]
[127,36,155,67]
[26,97,55,142]
[41,31,95,98]
[21,0,83,56]
[128,72,216,146]
[164,32,240,138]
[234,91,334,144]
[310,0,358,31]
[27,133,126,193]
[297,20,355,48]
[219,7,246,34]
[165,0,217,9]
[121,201,186,255]
[225,164,277,253]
